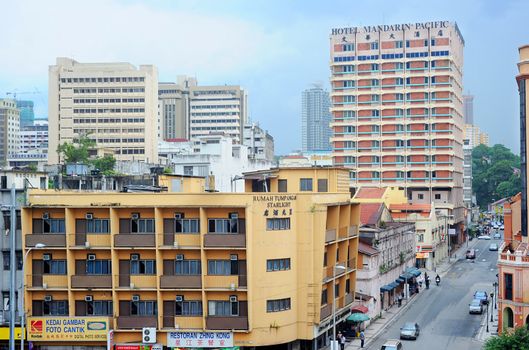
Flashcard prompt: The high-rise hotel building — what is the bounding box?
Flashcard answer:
[330,21,466,236]
[48,58,158,164]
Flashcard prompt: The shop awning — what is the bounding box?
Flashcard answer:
[405,267,422,277]
[351,305,369,314]
[380,283,397,292]
[399,272,414,281]
[396,277,405,283]
[388,281,399,289]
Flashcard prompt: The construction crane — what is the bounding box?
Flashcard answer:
[5,88,40,100]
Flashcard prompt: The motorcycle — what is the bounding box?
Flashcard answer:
[435,276,441,286]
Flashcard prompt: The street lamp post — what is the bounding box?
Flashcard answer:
[486,300,490,333]
[490,293,494,322]
[332,264,346,350]
[7,184,16,350]
[21,243,46,350]
[493,281,498,310]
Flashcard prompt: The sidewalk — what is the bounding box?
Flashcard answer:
[343,240,475,349]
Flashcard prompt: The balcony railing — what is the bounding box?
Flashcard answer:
[320,304,332,320]
[205,316,248,330]
[71,275,112,289]
[117,316,157,329]
[203,234,246,248]
[160,275,202,289]
[114,233,155,247]
[26,234,66,247]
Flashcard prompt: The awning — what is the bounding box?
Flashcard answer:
[388,281,399,289]
[396,277,405,283]
[347,313,370,322]
[406,267,422,277]
[380,283,397,292]
[351,305,369,314]
[399,272,414,281]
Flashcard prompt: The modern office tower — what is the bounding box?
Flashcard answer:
[47,57,159,164]
[158,76,196,141]
[16,100,35,127]
[243,122,275,161]
[22,167,359,349]
[463,139,473,207]
[0,99,21,164]
[330,21,466,239]
[463,94,474,124]
[464,124,489,147]
[302,84,332,151]
[189,85,247,143]
[20,120,48,153]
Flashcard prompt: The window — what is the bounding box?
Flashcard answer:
[208,298,238,316]
[317,179,328,192]
[395,40,403,48]
[86,219,110,233]
[87,300,113,316]
[86,260,111,274]
[344,95,355,103]
[183,166,193,176]
[131,300,157,315]
[130,260,156,274]
[266,298,291,312]
[504,273,513,300]
[300,178,313,191]
[431,39,436,46]
[43,219,65,234]
[278,179,288,192]
[343,65,354,73]
[44,260,67,274]
[175,259,201,275]
[323,252,327,267]
[418,194,424,200]
[344,111,355,119]
[431,171,437,178]
[266,258,291,272]
[435,194,441,200]
[335,283,340,298]
[417,234,424,242]
[346,279,350,294]
[176,299,202,316]
[43,300,68,316]
[175,219,200,233]
[266,218,291,230]
[343,80,355,88]
[321,289,328,305]
[370,42,379,50]
[208,260,232,275]
[1,251,19,270]
[131,219,154,233]
[343,44,354,51]
[371,63,379,71]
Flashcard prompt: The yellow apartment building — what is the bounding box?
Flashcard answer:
[22,167,359,350]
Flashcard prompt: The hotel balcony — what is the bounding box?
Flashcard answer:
[71,233,111,248]
[114,233,155,247]
[206,316,248,330]
[26,234,66,247]
[204,275,247,289]
[204,234,246,248]
[499,241,529,265]
[161,233,201,248]
[28,274,68,289]
[160,275,202,289]
[117,316,157,329]
[71,275,112,289]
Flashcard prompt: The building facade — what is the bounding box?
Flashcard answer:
[302,84,332,152]
[16,100,35,128]
[0,99,21,165]
[22,167,359,349]
[47,57,159,164]
[462,94,474,124]
[189,85,247,143]
[158,77,196,141]
[330,21,466,240]
[463,139,473,207]
[243,123,275,162]
[464,124,489,148]
[20,120,48,154]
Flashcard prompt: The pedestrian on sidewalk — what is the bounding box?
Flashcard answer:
[360,330,365,348]
[339,333,346,350]
[398,293,403,307]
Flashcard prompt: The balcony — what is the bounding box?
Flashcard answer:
[164,316,203,329]
[72,233,111,248]
[160,275,202,289]
[325,229,337,243]
[117,316,157,329]
[204,275,247,289]
[71,275,112,289]
[161,233,201,248]
[28,274,68,289]
[204,234,246,248]
[114,234,155,247]
[320,304,332,320]
[26,234,65,247]
[206,316,248,330]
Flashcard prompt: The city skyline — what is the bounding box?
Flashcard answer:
[0,0,527,154]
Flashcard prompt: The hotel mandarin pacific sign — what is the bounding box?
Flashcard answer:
[27,317,108,341]
[330,21,450,35]
[167,331,233,348]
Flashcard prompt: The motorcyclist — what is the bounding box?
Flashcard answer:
[425,275,430,289]
[435,274,441,286]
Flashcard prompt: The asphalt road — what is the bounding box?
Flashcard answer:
[368,234,500,350]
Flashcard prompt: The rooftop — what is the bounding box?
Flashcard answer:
[355,187,385,199]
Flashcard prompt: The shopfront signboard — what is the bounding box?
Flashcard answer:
[27,317,109,341]
[167,331,233,348]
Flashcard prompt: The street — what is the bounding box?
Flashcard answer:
[367,236,500,350]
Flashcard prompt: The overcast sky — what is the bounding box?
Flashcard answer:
[1,0,527,154]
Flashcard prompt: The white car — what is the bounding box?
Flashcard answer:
[500,224,505,230]
[469,299,484,314]
[478,235,491,240]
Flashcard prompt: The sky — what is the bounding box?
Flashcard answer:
[1,0,528,154]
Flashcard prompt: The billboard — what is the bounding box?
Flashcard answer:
[27,317,109,341]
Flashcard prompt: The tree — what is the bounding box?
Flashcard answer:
[484,327,529,350]
[92,154,116,175]
[57,136,95,164]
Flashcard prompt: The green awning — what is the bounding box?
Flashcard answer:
[347,313,370,322]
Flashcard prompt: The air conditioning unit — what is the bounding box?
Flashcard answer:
[229,213,238,219]
[174,212,184,219]
[229,295,237,302]
[85,241,91,248]
[43,283,48,290]
[176,254,184,261]
[132,294,140,302]
[42,254,51,261]
[230,283,236,291]
[175,295,183,302]
[131,254,140,261]
[130,283,136,290]
[85,213,94,220]
[85,295,93,302]
[142,327,156,344]
[42,212,50,220]
[173,241,179,249]
[87,254,96,261]
[44,295,52,302]
[131,213,140,220]
[230,255,238,261]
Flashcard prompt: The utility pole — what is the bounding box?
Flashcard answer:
[9,183,16,350]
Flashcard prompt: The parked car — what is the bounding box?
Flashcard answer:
[381,339,403,350]
[400,322,420,340]
[469,299,484,314]
[474,291,489,305]
[489,243,499,251]
[493,232,501,239]
[478,235,491,240]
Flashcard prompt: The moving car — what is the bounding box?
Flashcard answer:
[466,249,476,259]
[478,235,491,240]
[469,299,484,314]
[381,339,403,350]
[400,322,420,340]
[474,291,489,305]
[489,243,499,251]
[493,232,501,239]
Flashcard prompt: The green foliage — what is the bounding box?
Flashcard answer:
[472,144,521,209]
[484,327,529,350]
[92,155,116,175]
[163,167,173,174]
[57,136,95,164]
